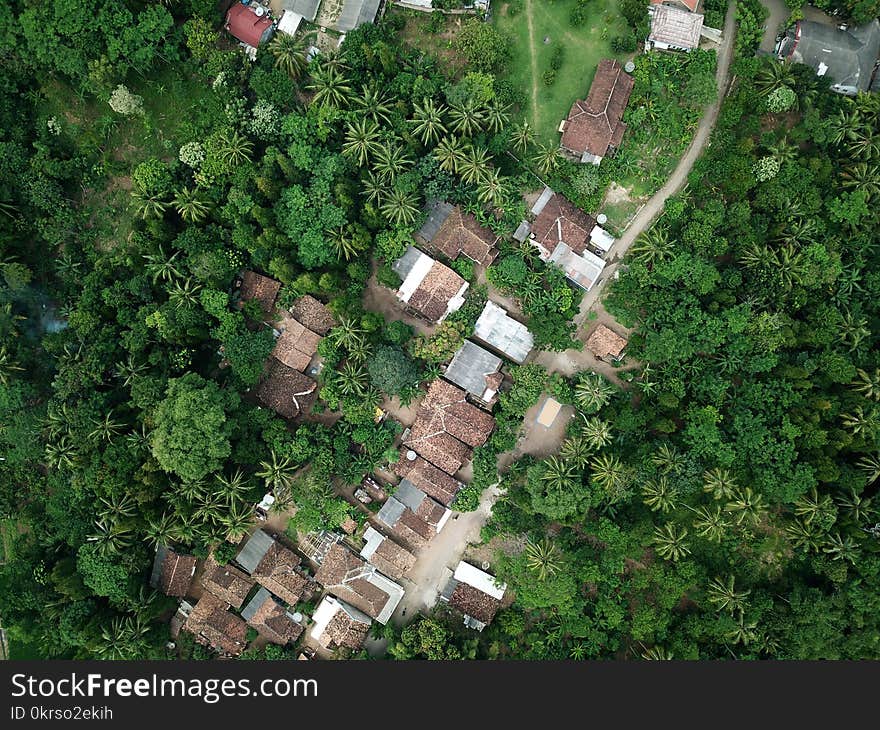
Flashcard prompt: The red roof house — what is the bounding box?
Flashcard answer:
[225,4,276,48]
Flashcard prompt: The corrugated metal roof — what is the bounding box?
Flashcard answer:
[417,200,454,243]
[335,0,381,32]
[473,301,534,364]
[377,497,406,527]
[236,530,274,574]
[241,586,273,621]
[282,0,321,22]
[443,340,502,399]
[395,479,427,512]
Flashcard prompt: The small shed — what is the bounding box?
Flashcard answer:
[536,397,563,428]
[586,324,628,361]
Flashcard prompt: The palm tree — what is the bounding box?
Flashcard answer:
[173,187,211,223]
[823,532,859,564]
[485,101,510,134]
[706,575,750,615]
[754,59,796,96]
[380,187,420,226]
[767,136,798,166]
[641,645,674,660]
[331,316,367,352]
[524,537,562,580]
[336,362,369,397]
[270,32,308,79]
[692,505,728,543]
[353,83,394,125]
[540,455,580,493]
[222,502,254,543]
[307,64,352,109]
[95,615,150,660]
[725,487,767,526]
[793,487,836,526]
[89,411,125,444]
[343,118,382,167]
[841,405,879,437]
[532,143,561,176]
[837,308,870,352]
[641,476,677,514]
[169,277,202,307]
[216,469,248,501]
[327,226,360,262]
[98,494,137,524]
[458,145,492,185]
[651,443,685,475]
[702,467,738,501]
[372,144,413,182]
[0,345,24,385]
[631,226,674,267]
[784,518,823,553]
[131,190,167,220]
[574,372,615,414]
[856,455,880,486]
[145,512,180,548]
[448,99,485,137]
[579,415,612,450]
[45,436,78,470]
[217,130,254,166]
[836,486,874,524]
[360,170,384,204]
[589,453,628,498]
[560,436,593,468]
[509,120,534,155]
[257,451,299,492]
[840,163,880,201]
[114,354,147,387]
[143,246,182,284]
[88,518,133,556]
[433,136,467,173]
[652,523,690,562]
[410,97,448,146]
[725,614,758,647]
[476,168,508,209]
[850,368,880,401]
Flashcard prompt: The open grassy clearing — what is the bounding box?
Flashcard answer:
[493,0,629,145]
[391,7,470,76]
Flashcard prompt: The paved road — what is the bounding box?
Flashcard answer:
[759,0,788,53]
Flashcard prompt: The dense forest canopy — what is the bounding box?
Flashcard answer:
[0,0,878,660]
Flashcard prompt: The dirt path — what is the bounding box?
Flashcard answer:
[525,0,540,129]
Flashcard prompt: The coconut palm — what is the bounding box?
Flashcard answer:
[823,532,859,564]
[589,453,628,498]
[693,505,729,543]
[173,187,212,223]
[95,615,151,660]
[524,537,562,580]
[560,436,594,468]
[372,144,413,182]
[725,487,767,526]
[343,118,382,167]
[840,162,880,201]
[532,143,561,177]
[754,59,796,96]
[509,120,534,155]
[257,451,299,492]
[216,469,248,501]
[631,226,674,267]
[767,136,798,166]
[360,170,384,204]
[145,512,180,548]
[652,523,690,562]
[485,101,510,134]
[579,415,612,450]
[143,246,182,284]
[540,455,580,493]
[336,361,369,397]
[98,494,137,522]
[433,136,467,173]
[217,130,254,166]
[651,443,685,475]
[131,190,167,220]
[574,372,615,414]
[641,645,674,660]
[176,479,206,504]
[476,168,508,209]
[0,345,24,385]
[327,226,359,262]
[845,127,880,159]
[856,455,880,486]
[725,614,758,647]
[88,517,133,556]
[307,63,352,109]
[785,518,823,553]
[641,476,677,514]
[169,277,203,307]
[222,502,254,543]
[409,97,448,146]
[841,405,879,437]
[380,187,420,227]
[702,467,738,501]
[331,316,367,352]
[88,411,125,444]
[458,145,492,185]
[837,308,871,352]
[45,436,78,470]
[353,83,394,125]
[706,575,750,615]
[269,32,308,79]
[793,487,836,526]
[448,99,485,137]
[850,368,880,400]
[826,107,861,147]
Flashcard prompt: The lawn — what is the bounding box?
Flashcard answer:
[493,0,630,145]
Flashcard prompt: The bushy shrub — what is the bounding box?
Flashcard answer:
[753,155,780,181]
[507,0,524,16]
[543,69,557,86]
[132,159,172,196]
[611,31,637,53]
[179,141,205,169]
[108,85,144,116]
[765,86,797,113]
[569,1,590,26]
[550,43,565,71]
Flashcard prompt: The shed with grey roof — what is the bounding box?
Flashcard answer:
[236,529,274,574]
[335,0,381,32]
[443,341,503,404]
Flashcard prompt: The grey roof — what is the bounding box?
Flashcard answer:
[392,245,423,281]
[778,20,880,93]
[473,301,534,364]
[149,545,169,589]
[417,200,454,243]
[395,479,427,512]
[513,220,531,242]
[335,0,381,32]
[282,0,321,22]
[443,341,503,399]
[377,497,406,527]
[241,586,273,622]
[236,530,274,574]
[530,187,554,216]
[440,576,458,602]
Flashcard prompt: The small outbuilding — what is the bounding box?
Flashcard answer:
[225,4,276,48]
[586,324,628,362]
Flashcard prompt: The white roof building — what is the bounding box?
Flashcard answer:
[454,561,507,600]
[473,301,534,364]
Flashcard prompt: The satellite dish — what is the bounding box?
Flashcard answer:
[597,213,608,225]
[406,450,417,461]
[292,612,303,623]
[624,61,635,73]
[254,5,265,15]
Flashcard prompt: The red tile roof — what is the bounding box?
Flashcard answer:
[225,4,275,48]
[449,583,503,625]
[290,295,336,335]
[586,324,628,359]
[183,594,249,657]
[254,359,318,419]
[531,193,597,256]
[238,270,281,314]
[253,542,315,607]
[406,261,467,323]
[393,451,463,506]
[272,312,321,372]
[430,207,499,266]
[201,557,255,610]
[561,59,635,160]
[159,551,197,598]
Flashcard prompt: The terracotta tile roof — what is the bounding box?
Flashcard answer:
[430,206,499,266]
[361,528,416,580]
[449,583,503,625]
[201,557,255,609]
[407,261,467,323]
[561,59,635,160]
[311,596,371,651]
[531,193,597,256]
[313,544,403,623]
[253,542,315,607]
[183,593,249,656]
[158,550,197,598]
[242,589,304,645]
[272,312,321,372]
[404,426,472,476]
[649,5,704,49]
[290,295,336,335]
[238,270,281,315]
[254,359,318,419]
[586,324,628,359]
[393,451,463,506]
[651,0,701,12]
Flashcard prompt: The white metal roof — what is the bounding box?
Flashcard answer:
[453,561,507,599]
[473,301,534,364]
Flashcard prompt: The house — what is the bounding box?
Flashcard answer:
[560,59,635,165]
[254,359,318,419]
[236,529,316,607]
[530,190,597,256]
[376,480,452,549]
[201,556,255,610]
[271,311,322,372]
[441,561,507,632]
[313,543,404,624]
[549,242,606,291]
[651,0,701,12]
[183,594,249,656]
[150,547,197,598]
[392,246,469,323]
[237,270,281,316]
[290,295,336,335]
[335,0,382,32]
[279,0,321,23]
[359,526,417,580]
[648,5,704,51]
[417,201,499,267]
[241,587,304,645]
[776,20,880,96]
[392,450,464,506]
[586,324,628,362]
[473,301,534,364]
[443,340,504,407]
[224,4,276,48]
[309,596,371,652]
